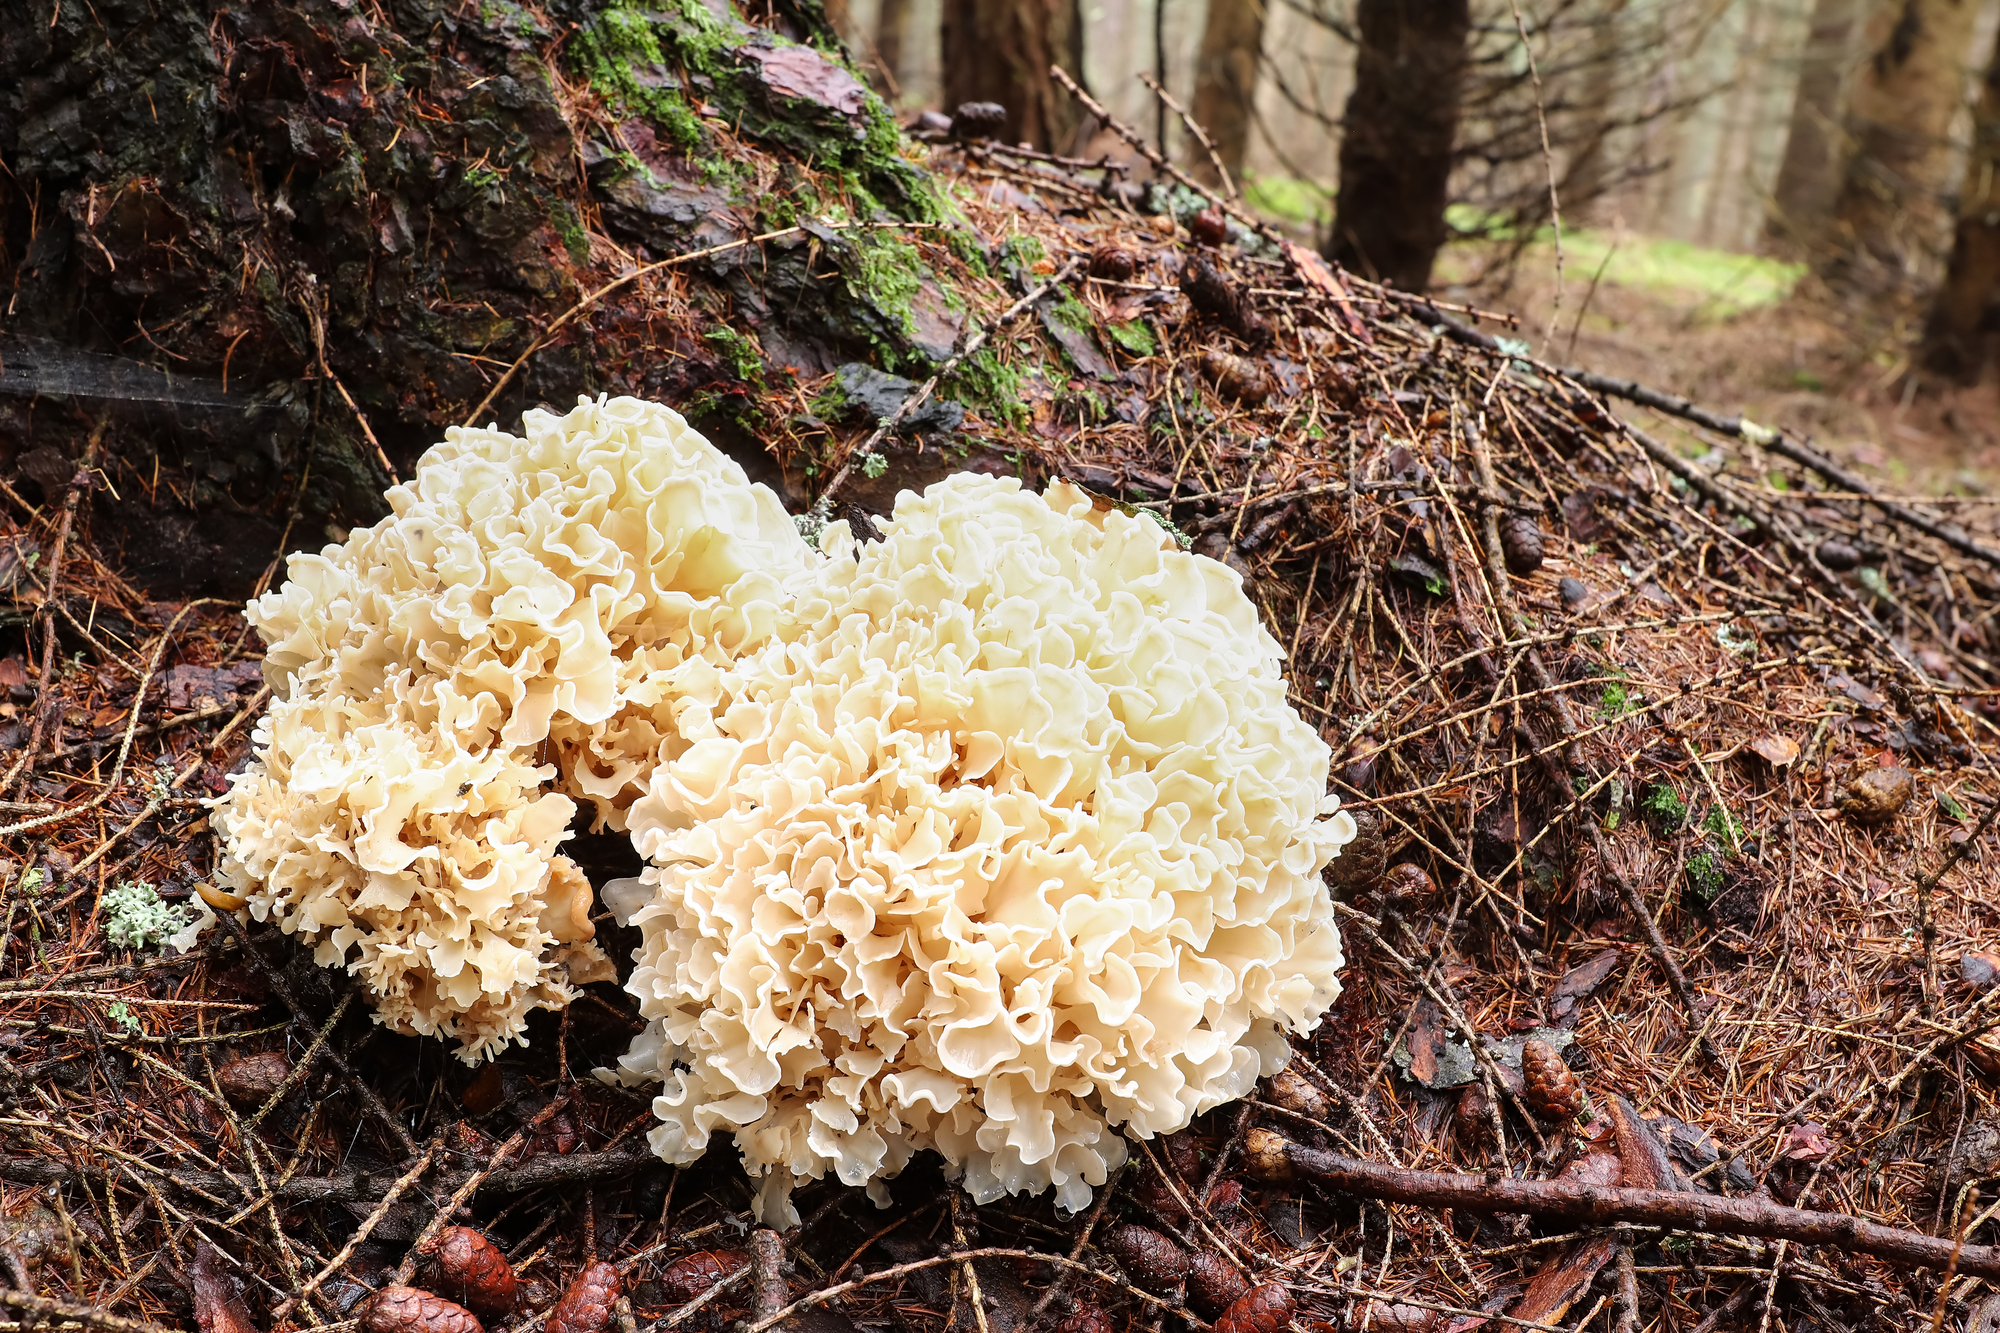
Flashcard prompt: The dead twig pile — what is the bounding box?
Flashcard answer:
[4,68,2000,1333]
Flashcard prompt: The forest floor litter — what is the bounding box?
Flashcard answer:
[5,88,2000,1333]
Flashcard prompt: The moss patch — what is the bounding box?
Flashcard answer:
[704,326,766,383]
[1108,319,1157,358]
[848,230,925,343]
[945,348,1028,426]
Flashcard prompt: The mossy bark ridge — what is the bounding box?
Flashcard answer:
[0,0,957,594]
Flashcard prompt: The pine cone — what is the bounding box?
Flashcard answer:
[429,1228,517,1321]
[1454,1081,1496,1154]
[546,1262,621,1333]
[1179,258,1272,349]
[1185,1252,1251,1320]
[1381,863,1436,904]
[1361,1301,1440,1333]
[1089,245,1138,282]
[1180,257,1240,325]
[1213,1283,1294,1333]
[1163,1131,1202,1181]
[214,1051,292,1106]
[1241,1128,1293,1182]
[1324,809,1385,895]
[1102,1224,1188,1295]
[1234,305,1275,350]
[1132,1166,1187,1221]
[1340,746,1379,794]
[1056,1306,1115,1333]
[1840,765,1914,826]
[1522,1039,1584,1121]
[1264,1068,1331,1121]
[659,1251,748,1304]
[1499,513,1544,575]
[361,1287,484,1333]
[1197,349,1271,404]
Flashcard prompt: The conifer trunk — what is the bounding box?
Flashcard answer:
[1922,23,2000,378]
[940,0,1083,151]
[1768,0,1864,255]
[1822,0,1983,291]
[1325,0,1471,291]
[1190,0,1268,190]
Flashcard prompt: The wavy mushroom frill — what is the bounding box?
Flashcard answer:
[213,395,814,1061]
[603,475,1354,1224]
[219,690,606,1048]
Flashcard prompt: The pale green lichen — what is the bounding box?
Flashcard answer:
[102,881,196,950]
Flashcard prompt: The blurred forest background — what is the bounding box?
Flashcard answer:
[826,0,2000,494]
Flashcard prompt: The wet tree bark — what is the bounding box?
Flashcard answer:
[0,0,945,598]
[1190,0,1268,191]
[1325,0,1471,291]
[940,0,1083,151]
[1922,22,2000,379]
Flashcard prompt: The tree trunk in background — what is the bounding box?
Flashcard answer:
[941,0,1083,150]
[876,0,911,97]
[1560,0,1632,226]
[1190,0,1267,190]
[1768,0,1862,256]
[1822,0,1983,292]
[1923,24,2000,378]
[1326,0,1471,290]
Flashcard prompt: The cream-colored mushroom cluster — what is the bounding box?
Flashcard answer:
[603,474,1353,1223]
[214,396,812,1061]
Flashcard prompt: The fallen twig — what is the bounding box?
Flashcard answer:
[807,258,1085,524]
[1563,368,2000,573]
[1244,1131,2000,1278]
[464,221,943,430]
[0,1141,659,1203]
[0,1290,176,1333]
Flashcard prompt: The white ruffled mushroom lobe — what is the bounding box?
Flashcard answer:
[610,474,1352,1222]
[215,397,811,1061]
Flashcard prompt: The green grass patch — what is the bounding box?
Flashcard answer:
[1440,205,1804,318]
[1242,173,1331,230]
[1560,229,1803,316]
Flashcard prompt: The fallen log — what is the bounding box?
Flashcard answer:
[1242,1129,2000,1279]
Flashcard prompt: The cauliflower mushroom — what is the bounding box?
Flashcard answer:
[215,396,813,1061]
[603,474,1353,1224]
